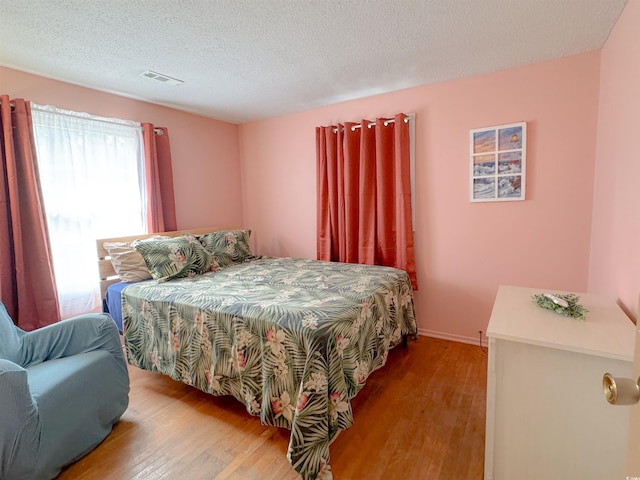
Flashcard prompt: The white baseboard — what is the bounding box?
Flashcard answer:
[418,328,482,347]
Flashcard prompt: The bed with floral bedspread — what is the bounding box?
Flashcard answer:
[122,256,417,480]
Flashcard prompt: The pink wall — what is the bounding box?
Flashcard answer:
[589,0,640,321]
[2,43,614,341]
[240,52,601,341]
[0,66,243,230]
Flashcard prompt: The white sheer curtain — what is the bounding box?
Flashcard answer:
[31,103,148,318]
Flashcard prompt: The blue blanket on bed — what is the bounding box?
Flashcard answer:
[103,282,133,332]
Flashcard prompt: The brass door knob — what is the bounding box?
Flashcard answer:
[603,373,640,405]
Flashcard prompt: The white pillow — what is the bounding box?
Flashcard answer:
[104,235,169,282]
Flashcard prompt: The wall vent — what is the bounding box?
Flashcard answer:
[140,70,184,86]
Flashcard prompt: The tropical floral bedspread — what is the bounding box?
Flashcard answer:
[122,257,417,480]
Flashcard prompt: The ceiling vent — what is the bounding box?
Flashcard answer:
[140,70,184,86]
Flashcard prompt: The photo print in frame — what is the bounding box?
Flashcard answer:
[470,122,526,202]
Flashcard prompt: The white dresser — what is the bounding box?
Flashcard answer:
[484,285,635,480]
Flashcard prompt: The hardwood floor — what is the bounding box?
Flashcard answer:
[56,337,487,480]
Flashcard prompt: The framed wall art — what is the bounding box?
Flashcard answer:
[470,122,526,202]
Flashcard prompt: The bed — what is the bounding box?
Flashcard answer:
[97,227,417,480]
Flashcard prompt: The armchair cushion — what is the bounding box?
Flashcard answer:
[0,307,129,480]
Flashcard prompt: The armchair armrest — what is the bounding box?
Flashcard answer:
[19,313,126,375]
[0,359,40,480]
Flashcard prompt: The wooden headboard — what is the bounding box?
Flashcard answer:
[96,226,238,300]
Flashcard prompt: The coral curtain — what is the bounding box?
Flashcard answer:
[0,96,60,330]
[143,124,177,233]
[316,113,417,289]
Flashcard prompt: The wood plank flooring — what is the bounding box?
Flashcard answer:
[56,337,487,480]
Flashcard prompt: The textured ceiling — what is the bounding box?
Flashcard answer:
[0,0,628,124]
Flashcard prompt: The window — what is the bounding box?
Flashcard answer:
[31,104,148,318]
[316,113,417,289]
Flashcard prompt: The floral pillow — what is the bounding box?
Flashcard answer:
[132,235,214,283]
[197,229,256,267]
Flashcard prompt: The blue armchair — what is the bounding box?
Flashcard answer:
[0,303,129,480]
